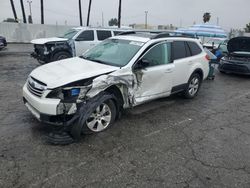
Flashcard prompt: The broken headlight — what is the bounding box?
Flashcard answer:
[47,86,91,101]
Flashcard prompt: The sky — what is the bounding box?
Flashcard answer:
[0,0,249,31]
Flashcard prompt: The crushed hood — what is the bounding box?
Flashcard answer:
[227,37,250,53]
[31,37,68,45]
[30,57,119,89]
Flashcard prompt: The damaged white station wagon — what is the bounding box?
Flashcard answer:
[23,32,209,144]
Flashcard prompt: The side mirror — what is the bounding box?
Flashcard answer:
[134,59,150,69]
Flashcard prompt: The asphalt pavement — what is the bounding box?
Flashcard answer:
[0,44,250,188]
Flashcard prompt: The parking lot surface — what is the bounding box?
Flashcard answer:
[0,44,250,188]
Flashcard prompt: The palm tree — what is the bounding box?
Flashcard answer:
[203,12,211,23]
[79,0,83,26]
[20,0,27,23]
[41,0,44,24]
[118,0,121,28]
[10,0,18,21]
[86,0,92,26]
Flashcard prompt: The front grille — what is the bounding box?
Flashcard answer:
[27,77,47,97]
[229,56,250,62]
[221,64,250,73]
[34,44,45,54]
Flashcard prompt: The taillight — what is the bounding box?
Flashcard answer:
[205,54,210,61]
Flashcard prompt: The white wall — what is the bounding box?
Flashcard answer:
[0,22,75,43]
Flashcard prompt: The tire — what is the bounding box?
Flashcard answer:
[219,70,226,74]
[53,51,71,61]
[82,99,117,134]
[184,73,201,99]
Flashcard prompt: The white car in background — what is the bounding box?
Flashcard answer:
[23,32,209,143]
[31,27,129,64]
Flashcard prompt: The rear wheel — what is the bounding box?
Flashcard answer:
[184,73,201,99]
[53,51,71,61]
[82,99,116,134]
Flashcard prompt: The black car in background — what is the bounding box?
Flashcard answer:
[219,37,250,75]
[0,36,7,50]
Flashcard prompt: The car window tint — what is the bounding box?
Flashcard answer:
[97,30,112,40]
[113,31,122,36]
[172,41,186,60]
[77,30,94,41]
[142,43,171,67]
[187,41,202,56]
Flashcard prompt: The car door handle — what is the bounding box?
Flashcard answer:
[165,68,173,73]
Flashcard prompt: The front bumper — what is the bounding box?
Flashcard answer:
[31,51,50,64]
[218,60,250,75]
[23,83,78,125]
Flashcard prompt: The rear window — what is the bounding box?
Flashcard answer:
[97,30,112,40]
[187,41,202,55]
[172,41,186,60]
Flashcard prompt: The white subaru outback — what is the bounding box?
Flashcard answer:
[23,32,209,143]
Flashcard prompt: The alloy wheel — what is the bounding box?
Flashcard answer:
[86,103,112,132]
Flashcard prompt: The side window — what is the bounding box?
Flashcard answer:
[172,41,186,60]
[187,41,202,56]
[113,31,122,36]
[97,30,112,40]
[142,43,171,67]
[76,30,94,41]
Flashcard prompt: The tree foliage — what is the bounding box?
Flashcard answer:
[3,18,17,22]
[108,18,118,26]
[203,12,211,23]
[245,23,250,33]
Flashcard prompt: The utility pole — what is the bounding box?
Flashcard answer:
[10,0,18,21]
[216,17,219,25]
[118,0,121,28]
[20,0,27,23]
[79,0,83,26]
[41,0,44,24]
[27,0,33,23]
[102,12,104,27]
[86,0,92,26]
[145,11,148,29]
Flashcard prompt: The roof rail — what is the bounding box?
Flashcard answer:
[117,30,198,39]
[118,31,137,35]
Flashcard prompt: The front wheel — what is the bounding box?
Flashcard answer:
[82,99,116,134]
[53,51,71,61]
[184,73,201,99]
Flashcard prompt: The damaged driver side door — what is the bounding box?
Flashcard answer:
[133,42,174,105]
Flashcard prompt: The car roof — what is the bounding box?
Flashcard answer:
[112,32,201,43]
[71,26,131,32]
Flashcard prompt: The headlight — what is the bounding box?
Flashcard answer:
[46,85,91,101]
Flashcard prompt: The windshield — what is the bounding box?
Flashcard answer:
[81,39,144,67]
[59,29,79,39]
[206,39,225,45]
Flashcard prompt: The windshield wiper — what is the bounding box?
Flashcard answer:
[80,56,109,65]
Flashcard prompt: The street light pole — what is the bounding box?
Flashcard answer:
[118,0,121,28]
[79,0,83,26]
[27,0,32,17]
[145,11,148,29]
[41,0,44,24]
[10,0,18,21]
[20,0,27,23]
[27,0,33,23]
[86,0,92,26]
